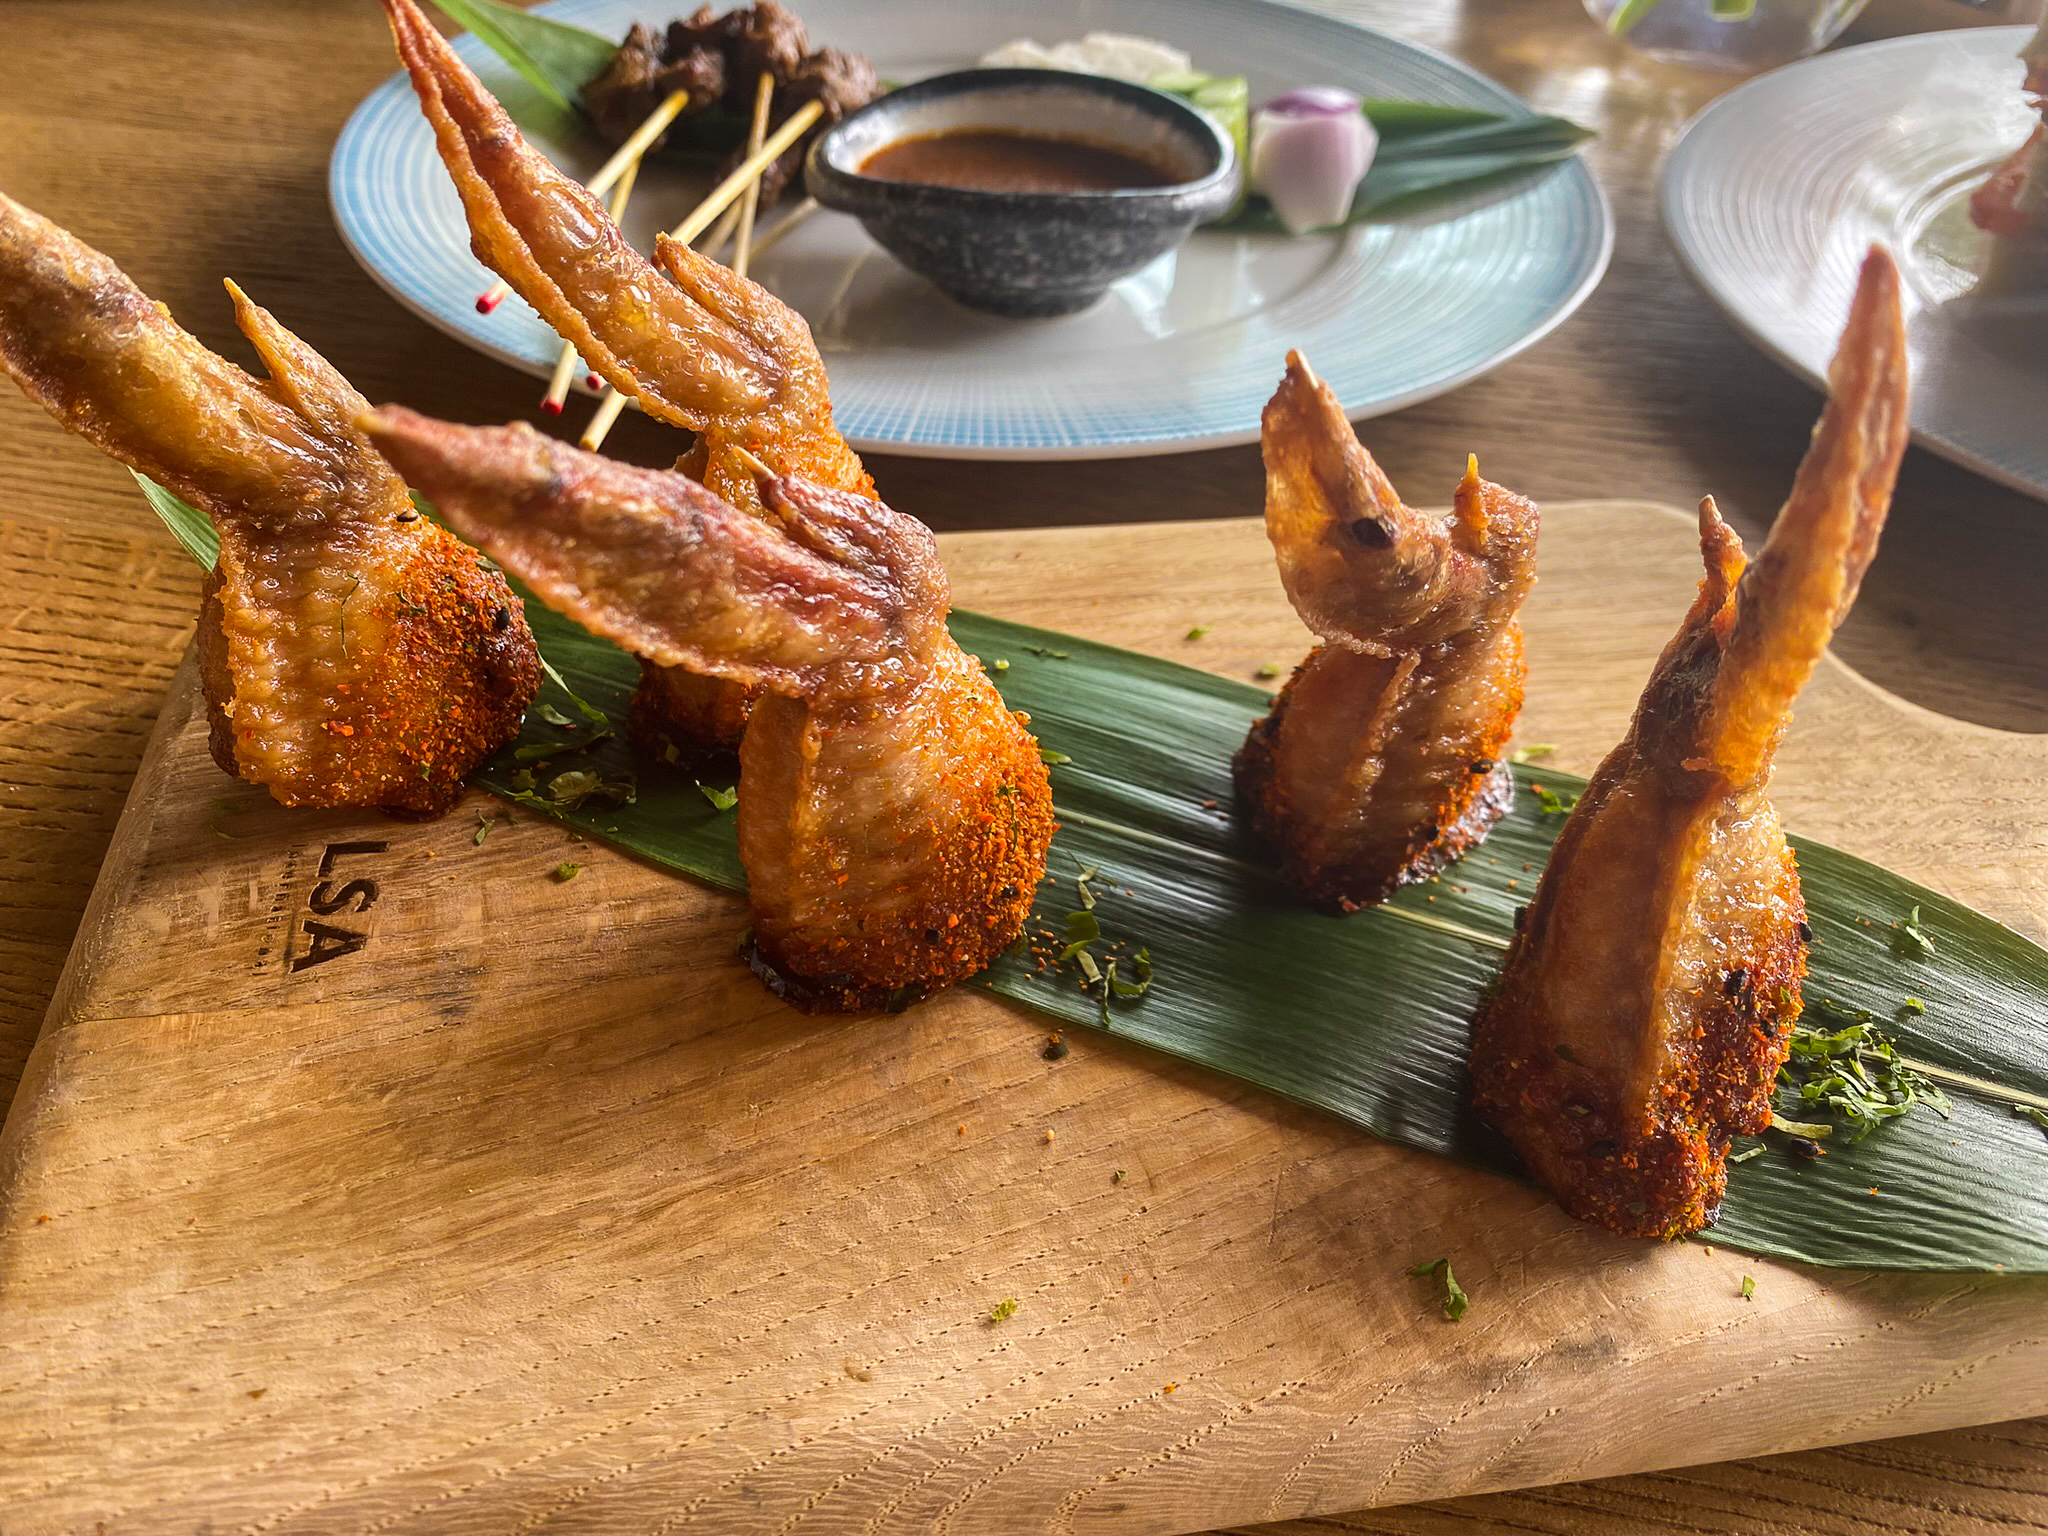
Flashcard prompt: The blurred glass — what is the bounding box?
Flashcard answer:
[1582,0,1873,70]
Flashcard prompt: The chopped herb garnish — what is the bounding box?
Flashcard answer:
[1777,999,1951,1141]
[1739,1274,1756,1301]
[1407,1257,1469,1321]
[551,862,580,883]
[699,783,739,811]
[207,798,238,841]
[1075,861,1099,910]
[1040,748,1073,766]
[1511,743,1557,764]
[1728,1143,1766,1164]
[988,1296,1018,1323]
[1112,1168,1127,1184]
[988,658,1010,673]
[537,654,612,734]
[473,811,500,846]
[535,702,575,728]
[1076,950,1103,986]
[1770,1110,1835,1140]
[1530,783,1579,816]
[1109,947,1153,999]
[1254,662,1284,680]
[1892,905,1934,961]
[1060,909,1102,960]
[1023,645,1070,660]
[2015,1105,2048,1138]
[1185,625,1211,641]
[1899,996,1926,1015]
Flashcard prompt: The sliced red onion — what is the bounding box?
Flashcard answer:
[1250,88,1377,235]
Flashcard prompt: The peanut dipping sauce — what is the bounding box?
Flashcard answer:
[857,129,1181,193]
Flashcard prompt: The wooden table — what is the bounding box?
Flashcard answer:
[0,1,2041,1530]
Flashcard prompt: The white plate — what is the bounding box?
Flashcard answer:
[1663,28,2048,503]
[330,0,1610,459]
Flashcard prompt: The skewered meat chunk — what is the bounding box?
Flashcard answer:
[366,409,1054,1011]
[580,3,879,207]
[1235,352,1538,910]
[1467,248,1909,1239]
[0,192,537,815]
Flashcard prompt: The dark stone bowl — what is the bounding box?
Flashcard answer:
[804,69,1240,319]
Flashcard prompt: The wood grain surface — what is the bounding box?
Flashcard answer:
[3,508,2046,1533]
[1,0,2045,1531]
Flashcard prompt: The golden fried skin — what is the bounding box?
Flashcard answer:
[0,193,537,814]
[1468,249,1909,1239]
[382,0,875,761]
[364,409,1054,1011]
[1235,352,1537,910]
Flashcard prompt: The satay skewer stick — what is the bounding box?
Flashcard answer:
[543,156,643,414]
[746,196,817,262]
[732,73,776,279]
[585,89,689,198]
[666,98,823,245]
[478,89,689,314]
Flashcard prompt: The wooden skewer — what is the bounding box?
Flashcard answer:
[477,89,690,316]
[586,89,688,200]
[745,197,818,264]
[665,98,822,246]
[543,156,643,415]
[731,73,776,280]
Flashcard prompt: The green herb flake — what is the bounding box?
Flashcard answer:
[1739,1274,1756,1301]
[1728,1143,1766,1164]
[988,1296,1018,1323]
[1254,663,1284,680]
[1113,1169,1127,1184]
[1076,950,1103,986]
[699,783,739,811]
[551,862,580,883]
[1023,645,1070,660]
[1770,1111,1835,1140]
[473,812,499,846]
[987,658,1010,673]
[1040,748,1074,766]
[1892,905,1934,961]
[535,702,575,728]
[2015,1105,2048,1138]
[1510,743,1558,764]
[1407,1257,1469,1321]
[1899,996,1926,1015]
[1531,784,1580,816]
[1060,909,1102,960]
[1185,625,1212,641]
[1776,999,1952,1142]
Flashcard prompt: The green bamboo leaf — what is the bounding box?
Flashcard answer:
[131,478,2048,1272]
[132,473,219,571]
[1210,112,1594,233]
[468,599,2048,1273]
[426,0,617,112]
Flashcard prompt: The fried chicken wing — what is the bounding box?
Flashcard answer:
[1234,353,1538,910]
[0,193,538,814]
[1467,248,1909,1239]
[364,407,1053,1011]
[382,0,873,765]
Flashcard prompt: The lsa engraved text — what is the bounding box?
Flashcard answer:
[288,840,390,973]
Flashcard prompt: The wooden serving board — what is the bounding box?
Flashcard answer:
[3,502,2045,1535]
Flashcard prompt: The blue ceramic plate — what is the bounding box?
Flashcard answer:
[1664,29,2048,505]
[331,0,1611,459]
